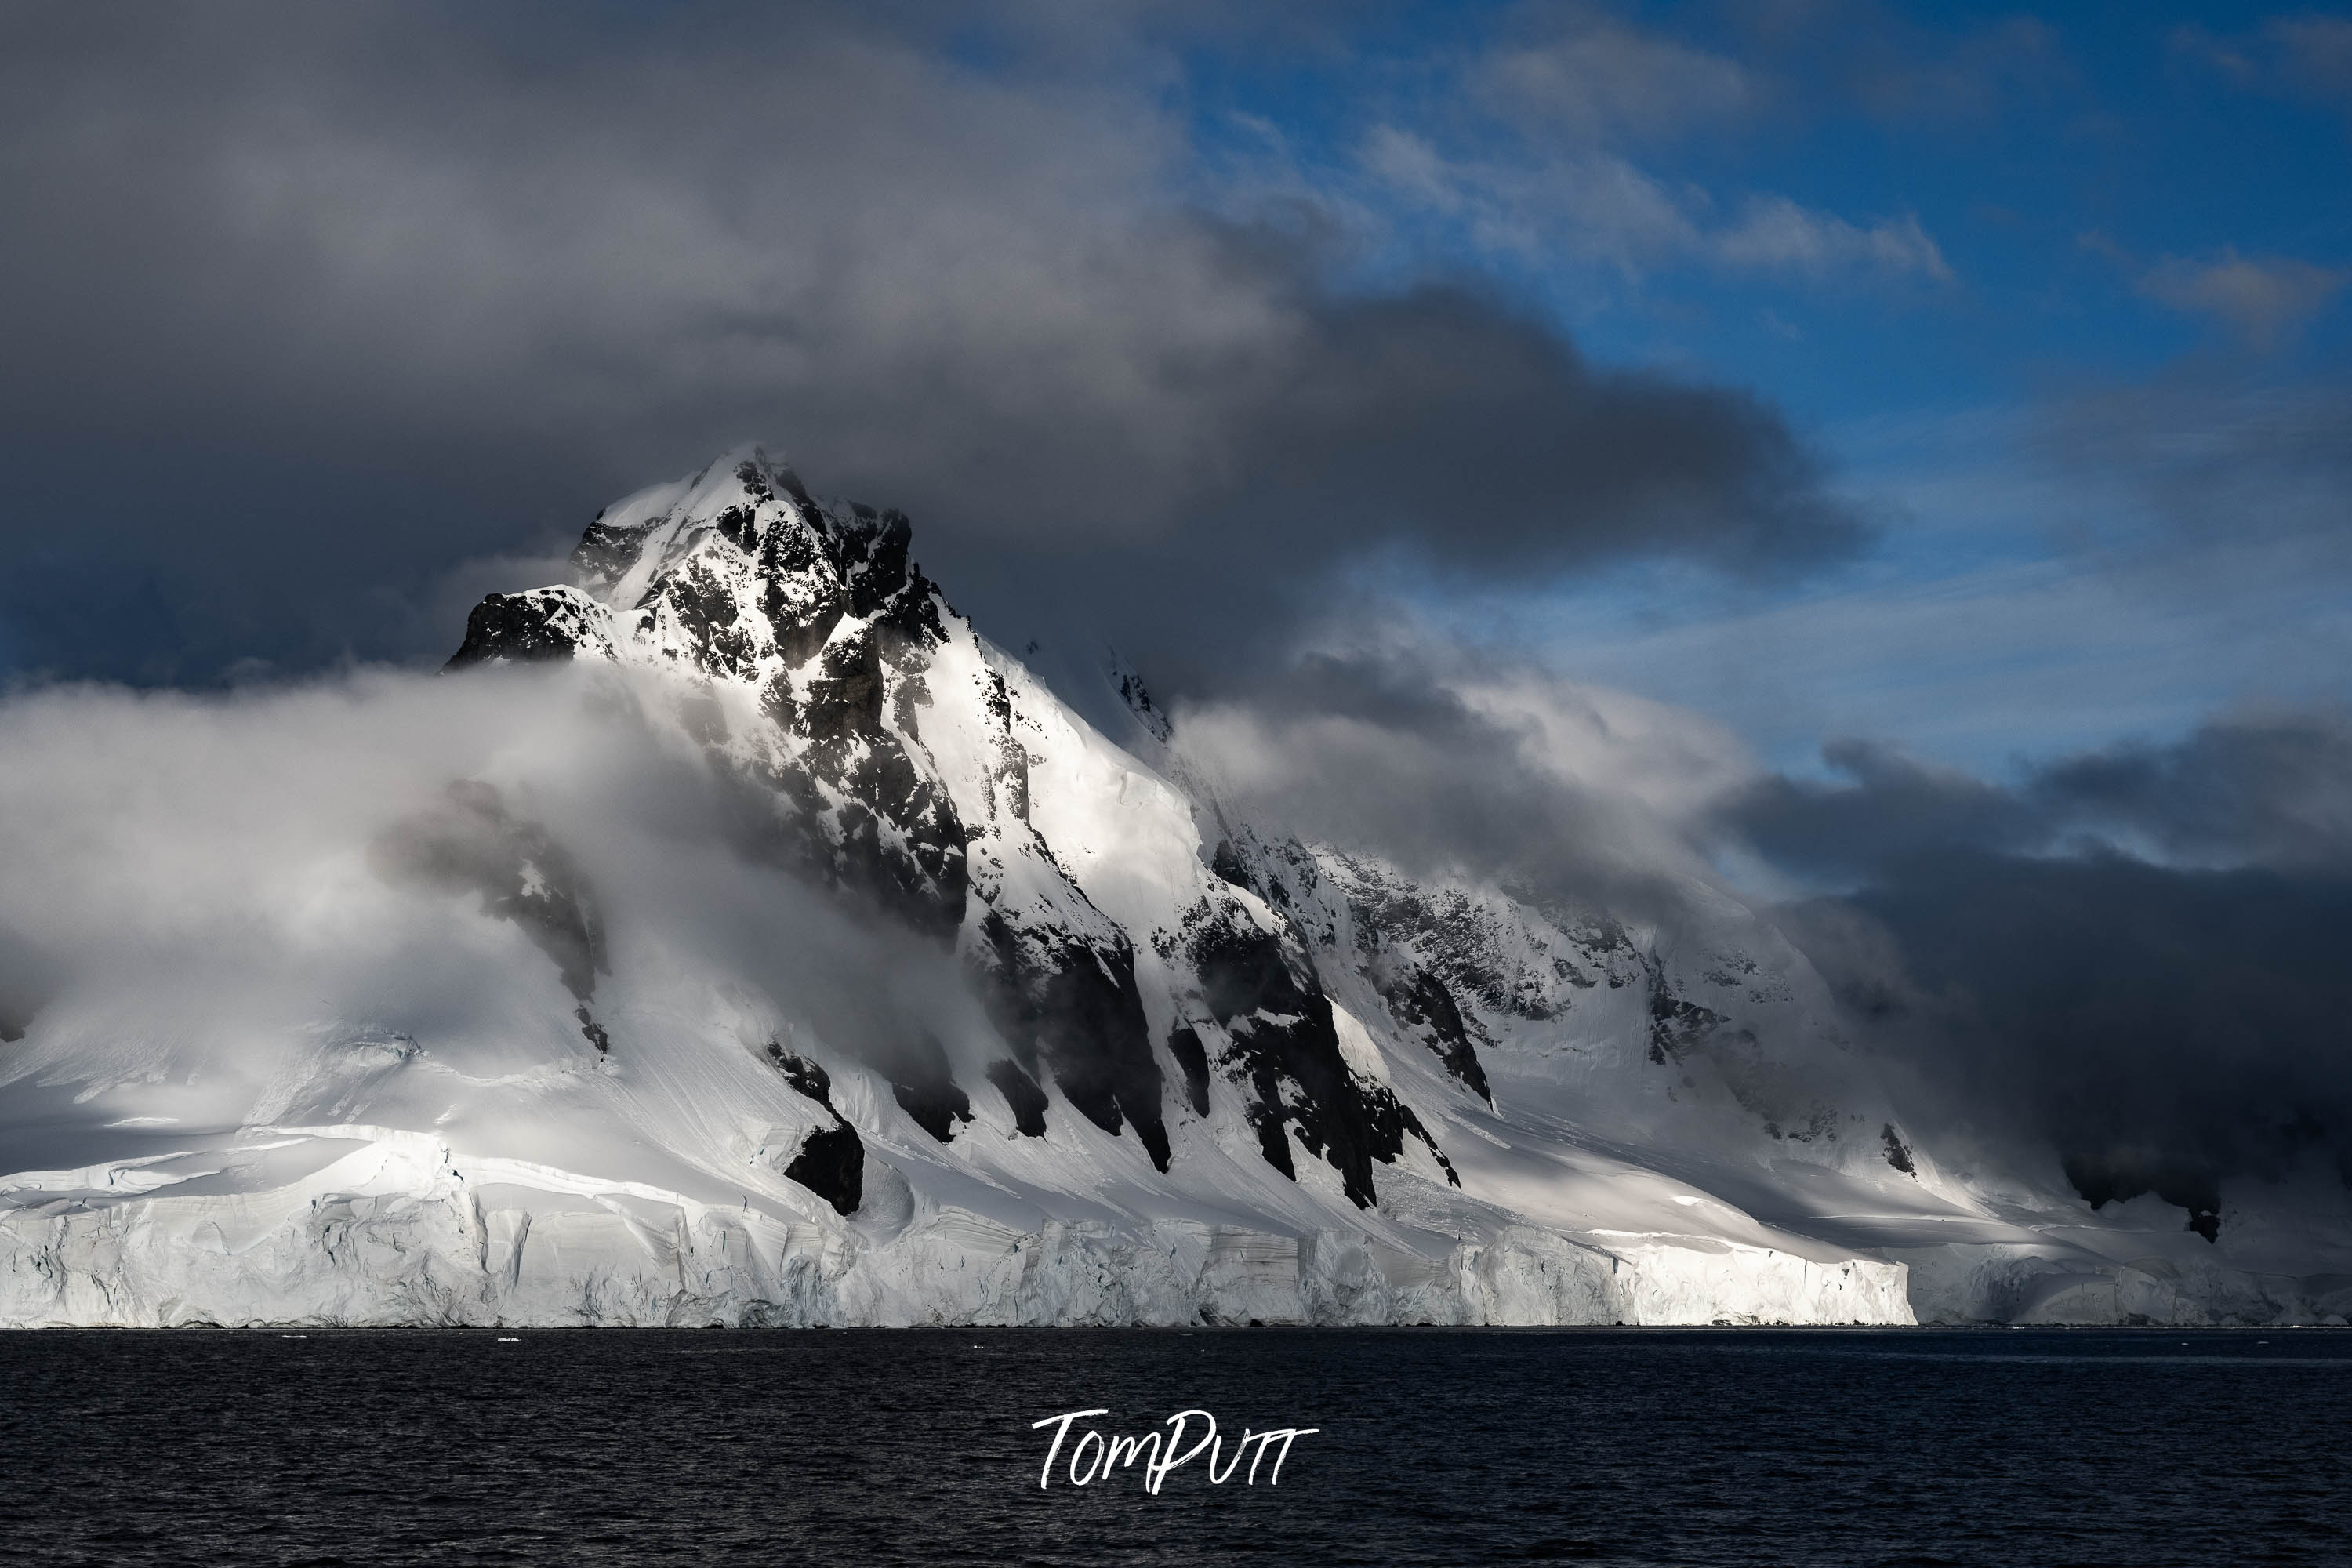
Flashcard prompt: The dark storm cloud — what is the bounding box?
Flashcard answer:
[0,0,1862,682]
[2034,712,2352,871]
[1784,853,2352,1212]
[1734,710,2352,877]
[962,276,1864,691]
[1736,712,2352,1209]
[1731,739,2038,880]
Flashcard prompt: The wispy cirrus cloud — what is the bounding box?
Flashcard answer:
[2136,249,2349,350]
[1833,12,2067,123]
[1485,12,1761,143]
[1357,129,1951,284]
[2080,230,2346,350]
[1711,197,1951,282]
[2174,13,2352,112]
[1221,4,1964,294]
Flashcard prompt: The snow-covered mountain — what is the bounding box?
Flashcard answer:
[3,448,2347,1327]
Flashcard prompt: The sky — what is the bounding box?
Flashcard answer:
[2,1,2344,777]
[1173,0,2352,776]
[2,0,2350,1198]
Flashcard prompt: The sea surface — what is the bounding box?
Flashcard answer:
[3,1327,2347,1566]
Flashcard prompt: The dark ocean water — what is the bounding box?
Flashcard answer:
[2,1327,2348,1567]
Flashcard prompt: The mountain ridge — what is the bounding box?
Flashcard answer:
[2,445,2347,1327]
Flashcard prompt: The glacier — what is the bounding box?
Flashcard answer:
[3,446,2347,1329]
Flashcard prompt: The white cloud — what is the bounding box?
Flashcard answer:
[2136,249,2348,350]
[1711,198,1952,282]
[1167,622,1760,909]
[1359,131,1951,285]
[1357,126,1697,270]
[1488,18,1758,143]
[0,665,975,1098]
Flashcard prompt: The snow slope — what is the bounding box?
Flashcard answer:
[3,448,2347,1327]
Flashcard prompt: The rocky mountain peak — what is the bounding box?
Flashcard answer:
[439,447,1473,1210]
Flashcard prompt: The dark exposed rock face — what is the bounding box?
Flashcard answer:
[575,1007,611,1055]
[766,1046,864,1215]
[1166,1025,1211,1116]
[1647,974,1726,1066]
[572,518,652,590]
[446,588,611,669]
[1338,861,1583,1022]
[787,1124,866,1215]
[973,911,1170,1171]
[1380,966,1491,1102]
[2064,1152,2222,1243]
[1364,1080,1459,1188]
[370,780,607,1004]
[986,1060,1050,1137]
[1185,903,1452,1207]
[1113,666,1172,742]
[448,593,572,666]
[871,1028,971,1145]
[1882,1123,1917,1176]
[771,1049,833,1105]
[975,669,1029,823]
[651,554,760,676]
